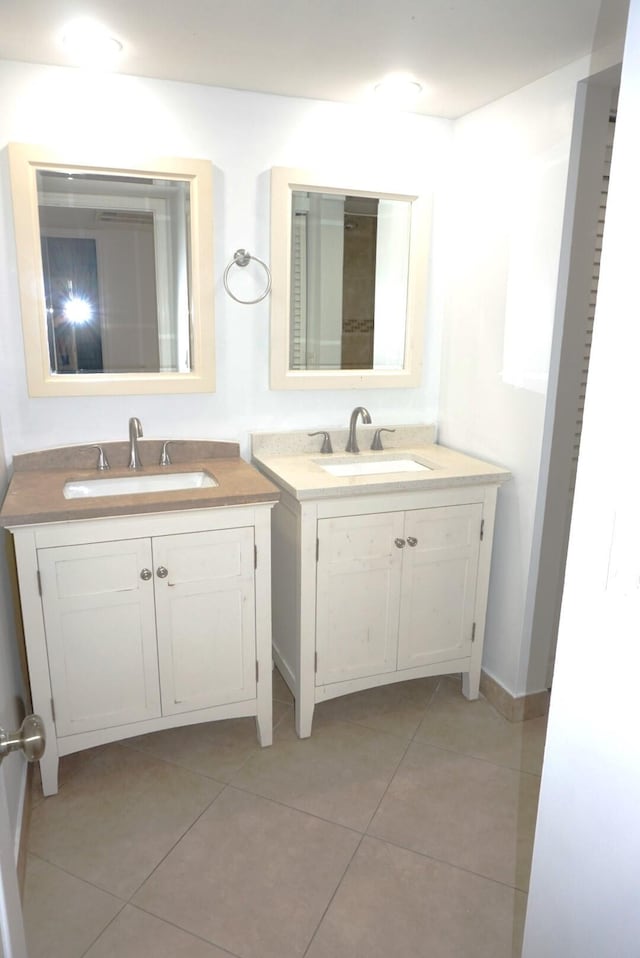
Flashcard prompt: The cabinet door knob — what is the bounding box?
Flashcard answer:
[394,538,406,549]
[140,568,152,581]
[406,537,418,547]
[156,566,169,579]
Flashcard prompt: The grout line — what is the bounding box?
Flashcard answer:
[118,902,245,958]
[126,782,232,900]
[363,834,531,896]
[301,831,368,958]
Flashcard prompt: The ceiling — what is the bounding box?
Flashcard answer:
[0,0,630,118]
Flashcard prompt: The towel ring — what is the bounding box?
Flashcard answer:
[223,248,272,304]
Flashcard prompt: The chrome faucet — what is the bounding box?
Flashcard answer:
[128,417,144,470]
[345,406,372,453]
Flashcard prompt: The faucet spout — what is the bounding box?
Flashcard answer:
[128,417,144,470]
[345,406,372,454]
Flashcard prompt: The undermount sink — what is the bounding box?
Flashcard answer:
[63,470,218,499]
[317,457,432,478]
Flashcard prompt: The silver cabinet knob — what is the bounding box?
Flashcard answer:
[0,714,46,764]
[140,568,152,581]
[394,538,406,548]
[156,566,169,579]
[407,537,418,547]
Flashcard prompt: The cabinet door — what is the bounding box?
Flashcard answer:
[153,527,257,715]
[38,539,161,737]
[316,513,403,685]
[396,504,482,670]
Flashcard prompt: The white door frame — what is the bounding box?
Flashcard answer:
[0,764,27,958]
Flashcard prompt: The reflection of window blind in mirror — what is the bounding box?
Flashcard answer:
[571,114,616,491]
[290,209,308,369]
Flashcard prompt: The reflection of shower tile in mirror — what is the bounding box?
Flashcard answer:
[341,199,377,368]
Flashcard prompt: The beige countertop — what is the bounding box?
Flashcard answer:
[251,427,510,501]
[0,441,279,527]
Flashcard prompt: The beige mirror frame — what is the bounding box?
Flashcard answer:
[270,166,431,390]
[8,143,215,397]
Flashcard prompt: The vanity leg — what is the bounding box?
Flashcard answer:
[38,746,60,797]
[295,701,314,738]
[256,661,273,747]
[462,668,481,700]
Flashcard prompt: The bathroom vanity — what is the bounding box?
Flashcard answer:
[252,425,509,737]
[0,440,279,795]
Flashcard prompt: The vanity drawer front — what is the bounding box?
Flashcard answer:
[38,539,162,737]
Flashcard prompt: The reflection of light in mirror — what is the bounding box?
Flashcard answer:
[62,296,93,325]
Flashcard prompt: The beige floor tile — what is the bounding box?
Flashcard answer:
[31,744,113,805]
[230,712,407,830]
[273,666,295,705]
[368,741,539,890]
[314,676,439,739]
[123,701,291,782]
[85,905,233,957]
[416,680,547,774]
[23,854,123,958]
[306,837,526,958]
[28,743,223,898]
[133,786,361,958]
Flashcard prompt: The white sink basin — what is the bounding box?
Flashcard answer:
[318,458,432,478]
[63,471,218,499]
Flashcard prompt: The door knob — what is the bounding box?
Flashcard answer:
[140,568,152,580]
[0,714,46,764]
[394,538,406,548]
[156,566,169,578]
[406,537,418,547]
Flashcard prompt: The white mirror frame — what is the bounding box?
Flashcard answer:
[270,166,431,390]
[8,144,215,396]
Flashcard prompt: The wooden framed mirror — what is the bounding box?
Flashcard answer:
[8,144,215,396]
[270,166,431,390]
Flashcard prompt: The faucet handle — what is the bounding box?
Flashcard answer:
[370,428,395,451]
[92,445,111,471]
[308,431,333,454]
[159,441,173,466]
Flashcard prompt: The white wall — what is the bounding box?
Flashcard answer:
[0,60,451,461]
[523,0,640,950]
[438,57,603,697]
[0,413,26,849]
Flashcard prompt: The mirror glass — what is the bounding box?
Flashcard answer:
[37,170,191,376]
[8,145,215,396]
[270,168,430,390]
[290,191,411,372]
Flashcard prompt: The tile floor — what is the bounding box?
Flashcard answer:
[23,672,547,958]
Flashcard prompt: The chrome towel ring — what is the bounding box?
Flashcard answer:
[223,248,272,304]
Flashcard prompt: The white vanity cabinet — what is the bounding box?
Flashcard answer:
[10,503,274,795]
[316,502,482,686]
[269,483,501,738]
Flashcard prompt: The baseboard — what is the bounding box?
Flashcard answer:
[480,670,550,723]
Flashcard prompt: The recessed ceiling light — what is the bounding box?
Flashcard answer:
[60,19,123,65]
[374,73,423,105]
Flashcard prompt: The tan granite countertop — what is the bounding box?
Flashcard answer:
[251,427,510,501]
[1,442,279,527]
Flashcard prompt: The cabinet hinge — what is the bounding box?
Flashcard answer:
[50,698,56,723]
[314,651,318,673]
[471,622,476,643]
[254,544,258,569]
[256,660,259,682]
[37,570,42,596]
[316,538,319,562]
[480,519,485,542]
